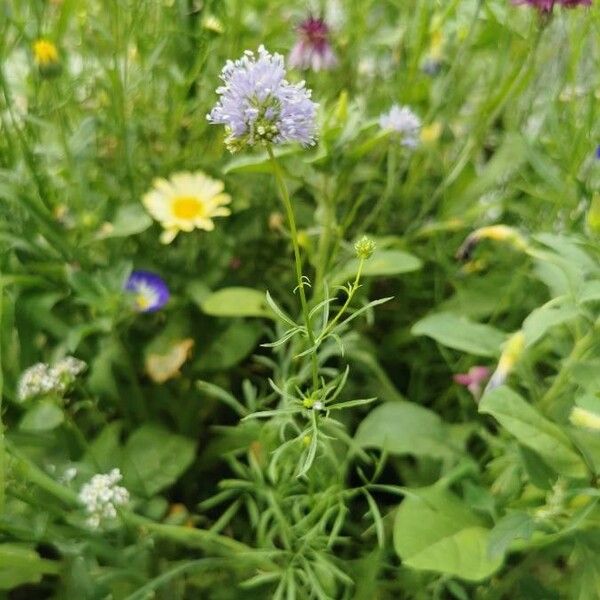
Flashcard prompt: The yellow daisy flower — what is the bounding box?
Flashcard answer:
[142,171,231,244]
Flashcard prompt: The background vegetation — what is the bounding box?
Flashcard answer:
[1,0,599,598]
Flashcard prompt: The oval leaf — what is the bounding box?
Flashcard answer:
[19,401,64,432]
[393,486,502,582]
[479,386,587,479]
[411,312,506,357]
[201,287,273,319]
[355,402,455,459]
[333,250,422,286]
[122,424,196,496]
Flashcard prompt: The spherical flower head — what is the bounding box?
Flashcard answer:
[289,16,338,72]
[32,39,61,77]
[354,236,376,260]
[143,171,231,244]
[207,46,318,152]
[125,270,170,313]
[379,105,421,148]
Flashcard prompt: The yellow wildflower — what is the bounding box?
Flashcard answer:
[456,225,528,262]
[420,122,442,144]
[569,406,600,431]
[33,39,58,66]
[487,331,525,390]
[142,171,231,244]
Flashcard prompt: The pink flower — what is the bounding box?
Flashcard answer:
[289,17,338,72]
[453,366,491,399]
[512,0,591,11]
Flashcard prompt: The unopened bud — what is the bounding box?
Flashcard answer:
[355,236,376,260]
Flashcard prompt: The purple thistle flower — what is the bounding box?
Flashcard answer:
[512,0,591,11]
[289,16,338,72]
[559,0,591,6]
[207,46,318,152]
[125,271,170,313]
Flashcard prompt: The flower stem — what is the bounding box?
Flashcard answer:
[267,145,319,391]
[319,258,365,341]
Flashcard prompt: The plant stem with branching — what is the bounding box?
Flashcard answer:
[267,145,319,391]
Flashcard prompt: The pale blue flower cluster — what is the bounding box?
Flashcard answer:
[208,46,318,152]
[379,104,421,148]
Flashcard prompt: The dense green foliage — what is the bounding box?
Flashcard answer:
[1,0,600,598]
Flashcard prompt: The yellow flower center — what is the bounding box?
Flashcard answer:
[172,196,205,220]
[33,40,58,65]
[135,294,152,310]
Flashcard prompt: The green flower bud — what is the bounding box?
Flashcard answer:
[354,236,376,260]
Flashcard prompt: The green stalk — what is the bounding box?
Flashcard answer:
[314,177,335,298]
[123,559,241,600]
[319,258,365,341]
[267,145,319,391]
[539,327,597,414]
[7,442,271,561]
[0,276,4,514]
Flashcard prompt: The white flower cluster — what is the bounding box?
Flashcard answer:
[17,356,86,402]
[79,468,130,529]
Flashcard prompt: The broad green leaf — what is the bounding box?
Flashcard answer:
[199,321,262,371]
[0,544,59,590]
[487,512,534,560]
[519,445,555,490]
[411,312,506,357]
[393,486,502,581]
[355,402,456,459]
[534,234,598,276]
[571,429,600,476]
[332,250,421,286]
[122,424,196,496]
[201,287,273,319]
[97,204,152,239]
[19,401,64,431]
[579,280,600,304]
[479,386,587,478]
[571,542,600,600]
[572,360,600,394]
[523,301,579,347]
[84,421,123,472]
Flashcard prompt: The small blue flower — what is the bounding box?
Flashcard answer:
[595,145,600,160]
[379,104,421,148]
[207,45,318,152]
[125,271,170,313]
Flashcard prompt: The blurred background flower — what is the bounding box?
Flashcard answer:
[124,270,170,312]
[289,16,338,72]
